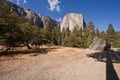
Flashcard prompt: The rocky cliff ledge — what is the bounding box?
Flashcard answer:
[61,13,86,31]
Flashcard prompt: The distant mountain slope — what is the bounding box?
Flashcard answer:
[1,0,86,30]
[6,0,59,28]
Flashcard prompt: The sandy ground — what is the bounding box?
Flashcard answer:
[0,47,120,80]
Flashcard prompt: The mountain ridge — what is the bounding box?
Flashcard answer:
[2,0,86,30]
[8,0,59,28]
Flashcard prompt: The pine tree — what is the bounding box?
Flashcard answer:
[44,19,54,44]
[52,26,61,45]
[106,23,115,42]
[100,31,107,40]
[113,31,120,47]
[64,27,71,46]
[95,28,100,37]
[61,27,66,46]
[82,21,95,47]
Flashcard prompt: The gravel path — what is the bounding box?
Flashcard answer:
[0,47,119,80]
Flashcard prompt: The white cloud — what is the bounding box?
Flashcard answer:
[56,17,62,22]
[17,0,20,5]
[14,0,27,5]
[23,0,27,4]
[48,0,61,12]
[56,6,60,12]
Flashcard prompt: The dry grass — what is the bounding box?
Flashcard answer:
[0,46,120,80]
[0,46,84,69]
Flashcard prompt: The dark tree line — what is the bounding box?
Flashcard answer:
[0,1,60,50]
[0,0,120,51]
[61,21,120,48]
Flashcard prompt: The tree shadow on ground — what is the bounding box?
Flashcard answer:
[87,50,120,80]
[0,47,58,57]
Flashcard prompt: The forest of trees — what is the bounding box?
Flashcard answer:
[0,0,120,50]
[61,21,120,48]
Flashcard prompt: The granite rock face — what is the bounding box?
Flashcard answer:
[10,2,59,28]
[38,14,59,28]
[61,13,86,31]
[89,37,106,50]
[6,1,85,30]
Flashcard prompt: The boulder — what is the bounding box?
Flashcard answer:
[89,37,106,50]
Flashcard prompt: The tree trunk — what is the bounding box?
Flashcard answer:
[26,43,32,49]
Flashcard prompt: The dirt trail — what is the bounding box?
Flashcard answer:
[0,47,120,80]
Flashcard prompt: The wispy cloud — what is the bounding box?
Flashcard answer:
[17,0,20,5]
[14,0,27,5]
[23,0,27,4]
[48,0,61,12]
[56,17,62,22]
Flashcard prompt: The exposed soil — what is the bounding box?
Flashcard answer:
[0,46,120,80]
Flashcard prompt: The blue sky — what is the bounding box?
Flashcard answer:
[9,0,120,31]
